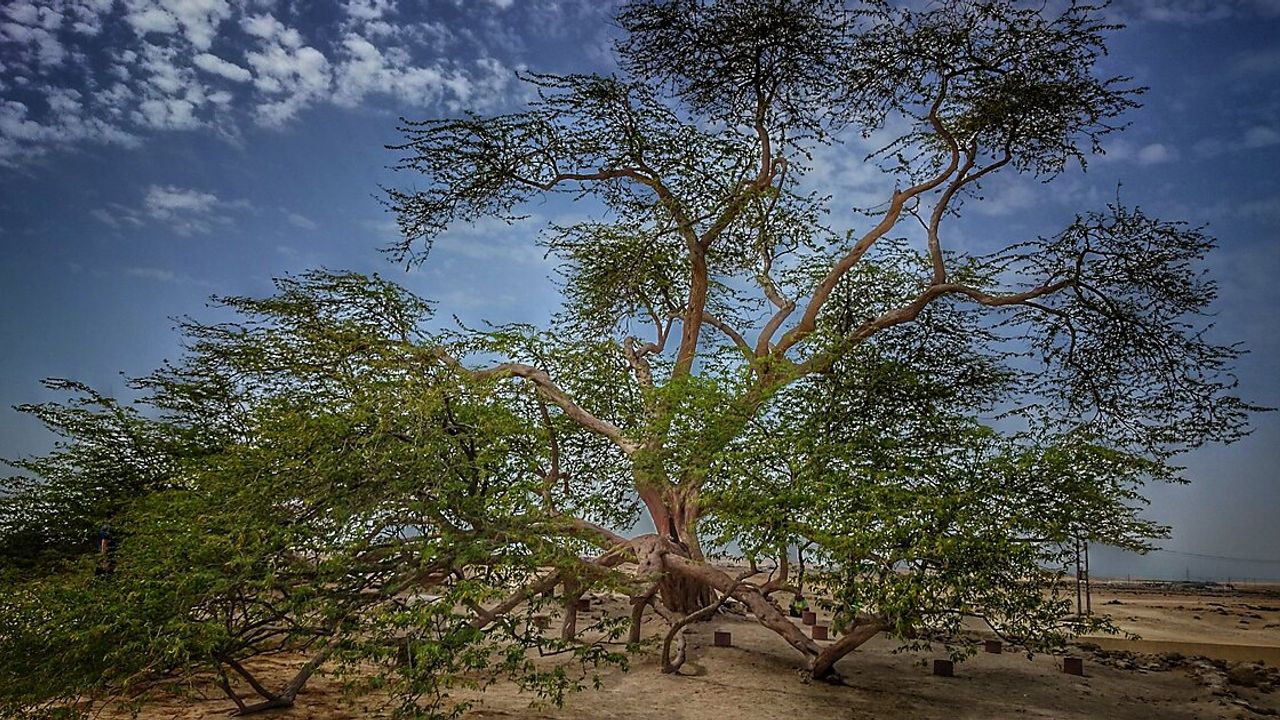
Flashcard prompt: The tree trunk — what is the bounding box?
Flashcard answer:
[657,571,713,613]
[638,486,714,613]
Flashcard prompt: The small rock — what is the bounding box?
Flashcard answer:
[1227,663,1268,688]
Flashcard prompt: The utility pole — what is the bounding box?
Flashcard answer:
[1072,536,1093,616]
[1084,539,1091,616]
[1074,537,1083,617]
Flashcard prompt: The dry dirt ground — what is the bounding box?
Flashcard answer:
[102,580,1280,720]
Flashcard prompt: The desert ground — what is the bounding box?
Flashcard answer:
[104,578,1280,720]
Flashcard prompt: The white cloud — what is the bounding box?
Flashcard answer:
[1111,0,1280,25]
[1232,46,1280,77]
[1098,139,1180,166]
[94,184,250,235]
[330,29,516,112]
[3,3,41,26]
[91,204,145,228]
[345,0,397,21]
[1,15,68,68]
[246,42,332,126]
[135,97,198,128]
[145,184,219,216]
[1136,142,1178,165]
[1243,125,1280,149]
[0,97,139,166]
[164,0,233,51]
[1193,125,1280,158]
[193,52,251,82]
[124,6,179,36]
[432,214,549,266]
[123,265,217,288]
[1237,194,1280,222]
[1,2,528,164]
[124,266,178,282]
[242,12,300,45]
[971,179,1041,217]
[284,209,318,229]
[121,0,232,49]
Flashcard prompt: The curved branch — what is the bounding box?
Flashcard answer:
[702,312,753,359]
[800,277,1075,375]
[811,620,886,679]
[434,350,639,455]
[775,83,963,356]
[661,570,748,673]
[662,554,821,660]
[928,144,1014,283]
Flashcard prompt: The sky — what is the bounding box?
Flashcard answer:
[1,0,1278,581]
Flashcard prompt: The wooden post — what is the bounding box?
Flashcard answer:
[802,610,817,626]
[713,630,732,647]
[1063,657,1084,676]
[933,659,954,677]
[812,625,829,640]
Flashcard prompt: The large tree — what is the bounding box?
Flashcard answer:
[382,0,1251,655]
[0,1,1261,717]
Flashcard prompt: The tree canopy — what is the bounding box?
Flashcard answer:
[0,1,1262,718]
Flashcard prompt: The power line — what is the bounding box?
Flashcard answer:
[1150,547,1280,564]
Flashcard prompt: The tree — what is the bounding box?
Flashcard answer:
[0,0,1263,717]
[1,273,630,719]
[382,0,1253,660]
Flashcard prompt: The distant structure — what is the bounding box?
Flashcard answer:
[1074,537,1091,616]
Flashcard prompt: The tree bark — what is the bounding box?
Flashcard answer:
[810,621,886,679]
[561,579,583,641]
[662,554,821,661]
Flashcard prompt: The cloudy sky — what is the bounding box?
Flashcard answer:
[1,0,1278,580]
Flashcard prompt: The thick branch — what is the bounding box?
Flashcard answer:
[811,620,886,679]
[662,555,821,660]
[777,176,957,354]
[926,76,962,283]
[928,145,1014,283]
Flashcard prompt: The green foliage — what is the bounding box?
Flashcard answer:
[0,272,628,719]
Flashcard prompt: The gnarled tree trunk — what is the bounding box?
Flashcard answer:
[638,485,714,613]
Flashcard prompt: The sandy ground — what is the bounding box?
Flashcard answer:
[99,580,1280,720]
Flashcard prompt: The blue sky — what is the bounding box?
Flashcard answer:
[1,0,1278,580]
